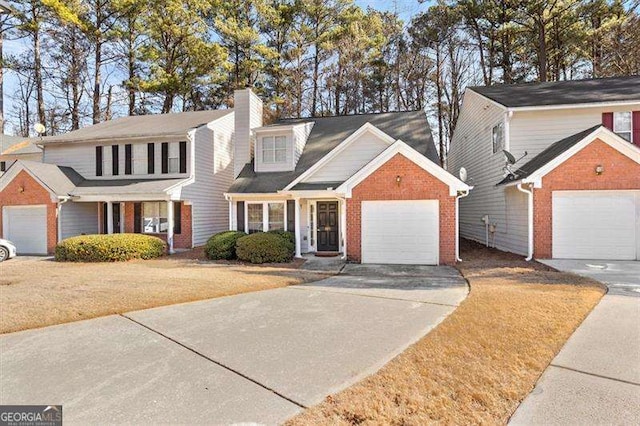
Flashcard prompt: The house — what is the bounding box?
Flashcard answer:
[226,91,470,265]
[448,75,640,261]
[0,135,42,175]
[0,101,240,255]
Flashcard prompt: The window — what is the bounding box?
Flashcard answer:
[613,111,632,142]
[246,202,287,233]
[143,202,168,233]
[247,203,264,234]
[262,136,287,164]
[492,123,504,154]
[168,142,180,173]
[0,161,6,172]
[268,203,285,230]
[133,144,147,175]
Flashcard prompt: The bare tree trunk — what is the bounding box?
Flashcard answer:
[104,85,113,120]
[34,31,45,132]
[311,40,319,117]
[537,19,547,82]
[93,40,102,123]
[435,46,444,166]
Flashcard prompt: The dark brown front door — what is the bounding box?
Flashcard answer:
[317,201,339,252]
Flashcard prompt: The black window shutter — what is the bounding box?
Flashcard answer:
[96,146,103,176]
[101,203,108,233]
[147,143,155,174]
[133,203,142,233]
[237,201,245,232]
[173,202,182,234]
[0,161,5,172]
[287,200,295,232]
[112,145,119,175]
[125,144,132,175]
[179,141,187,173]
[161,142,169,174]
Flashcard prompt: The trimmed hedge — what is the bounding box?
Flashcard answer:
[55,234,166,262]
[267,230,295,246]
[236,232,295,264]
[205,230,247,260]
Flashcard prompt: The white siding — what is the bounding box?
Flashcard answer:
[447,90,521,251]
[61,202,99,240]
[234,89,263,177]
[305,130,390,183]
[182,113,235,246]
[509,103,640,158]
[293,122,314,164]
[43,140,191,180]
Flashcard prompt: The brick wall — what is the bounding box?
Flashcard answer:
[533,138,640,258]
[122,201,192,249]
[0,170,58,253]
[347,153,457,265]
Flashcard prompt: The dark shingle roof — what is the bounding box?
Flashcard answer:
[471,75,640,108]
[228,111,437,193]
[71,178,187,196]
[4,160,83,196]
[0,135,40,155]
[498,125,602,185]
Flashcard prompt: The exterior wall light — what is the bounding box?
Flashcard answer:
[18,186,24,193]
[595,165,604,175]
[396,175,402,186]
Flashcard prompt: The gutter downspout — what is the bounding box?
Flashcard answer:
[455,189,470,262]
[516,183,534,261]
[56,196,71,244]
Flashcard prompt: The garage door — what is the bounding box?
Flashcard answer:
[2,205,48,254]
[552,191,640,260]
[361,200,439,265]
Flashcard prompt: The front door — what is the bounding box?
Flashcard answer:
[317,201,339,252]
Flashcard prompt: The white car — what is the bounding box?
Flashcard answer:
[0,239,17,262]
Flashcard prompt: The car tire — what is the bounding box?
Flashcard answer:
[0,246,8,262]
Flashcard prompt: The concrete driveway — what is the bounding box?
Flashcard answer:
[511,260,640,425]
[1,264,467,425]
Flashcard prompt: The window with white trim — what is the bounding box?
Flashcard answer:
[613,111,632,142]
[262,136,287,164]
[246,202,287,233]
[492,122,504,154]
[143,202,168,233]
[133,144,147,175]
[168,142,180,173]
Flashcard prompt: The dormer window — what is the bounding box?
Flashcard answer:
[613,112,632,142]
[262,135,287,164]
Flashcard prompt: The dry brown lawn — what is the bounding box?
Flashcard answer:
[0,250,328,334]
[289,241,605,425]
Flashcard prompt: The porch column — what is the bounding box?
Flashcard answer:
[167,200,175,254]
[106,201,114,234]
[294,197,302,258]
[341,198,347,259]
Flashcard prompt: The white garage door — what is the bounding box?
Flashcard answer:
[361,200,439,265]
[553,191,640,260]
[2,205,48,255]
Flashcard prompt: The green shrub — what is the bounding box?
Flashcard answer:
[236,232,295,264]
[205,230,247,260]
[55,234,166,262]
[267,230,295,246]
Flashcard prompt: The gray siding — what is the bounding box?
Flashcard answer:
[60,202,99,240]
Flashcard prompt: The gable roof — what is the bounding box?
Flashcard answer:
[228,110,437,193]
[41,109,232,144]
[71,178,187,196]
[498,125,640,186]
[470,75,640,108]
[0,135,40,155]
[0,160,83,196]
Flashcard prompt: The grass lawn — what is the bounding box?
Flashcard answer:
[288,241,605,425]
[0,250,328,334]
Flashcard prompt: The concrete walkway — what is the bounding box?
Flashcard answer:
[510,260,640,425]
[1,264,467,425]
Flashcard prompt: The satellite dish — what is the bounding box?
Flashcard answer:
[503,150,516,165]
[34,123,46,134]
[459,167,468,182]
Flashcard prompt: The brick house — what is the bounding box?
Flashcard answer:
[448,76,640,260]
[226,97,470,266]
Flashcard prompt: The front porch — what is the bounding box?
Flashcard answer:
[227,193,347,259]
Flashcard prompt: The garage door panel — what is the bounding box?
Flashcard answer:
[361,200,439,265]
[3,205,48,255]
[552,191,638,260]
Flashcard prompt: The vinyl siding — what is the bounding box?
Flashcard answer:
[305,130,391,183]
[60,202,99,239]
[293,122,314,164]
[233,89,262,177]
[182,113,235,246]
[509,103,640,157]
[43,140,191,180]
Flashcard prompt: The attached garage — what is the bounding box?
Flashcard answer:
[361,200,439,265]
[552,191,640,260]
[2,205,48,254]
